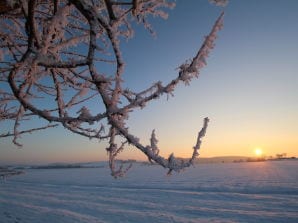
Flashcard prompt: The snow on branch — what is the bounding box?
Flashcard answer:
[116,11,224,113]
[0,0,225,177]
[209,0,229,7]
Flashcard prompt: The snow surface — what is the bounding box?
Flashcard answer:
[1,161,297,223]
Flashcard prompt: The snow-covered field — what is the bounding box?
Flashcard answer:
[1,161,297,223]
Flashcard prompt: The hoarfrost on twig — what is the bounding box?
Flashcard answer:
[0,0,225,177]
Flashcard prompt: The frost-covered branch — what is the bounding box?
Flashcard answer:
[110,115,209,175]
[0,0,226,177]
[117,12,224,112]
[1,124,59,138]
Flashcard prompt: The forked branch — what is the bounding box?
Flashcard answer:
[0,0,226,177]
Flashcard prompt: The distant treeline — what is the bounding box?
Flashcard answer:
[0,167,25,181]
[31,164,105,169]
[32,164,83,169]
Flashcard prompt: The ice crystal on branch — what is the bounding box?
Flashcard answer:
[0,0,225,177]
[209,0,229,7]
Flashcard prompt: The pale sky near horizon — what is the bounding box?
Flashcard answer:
[1,0,297,165]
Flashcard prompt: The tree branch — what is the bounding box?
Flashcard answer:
[1,0,226,177]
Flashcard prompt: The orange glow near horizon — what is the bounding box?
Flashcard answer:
[254,148,263,157]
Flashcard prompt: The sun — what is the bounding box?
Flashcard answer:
[254,148,263,157]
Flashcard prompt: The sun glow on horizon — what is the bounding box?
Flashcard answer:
[254,148,263,157]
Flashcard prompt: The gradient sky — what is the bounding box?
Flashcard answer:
[1,0,298,164]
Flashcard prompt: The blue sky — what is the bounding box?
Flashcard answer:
[1,0,298,164]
